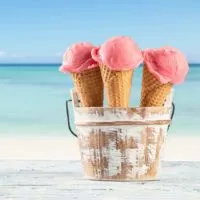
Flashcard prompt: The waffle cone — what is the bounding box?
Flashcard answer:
[141,65,172,107]
[72,67,103,107]
[100,64,133,107]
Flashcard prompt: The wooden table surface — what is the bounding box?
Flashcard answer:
[0,161,199,200]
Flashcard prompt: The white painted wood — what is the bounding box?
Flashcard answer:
[0,161,199,199]
[70,88,80,107]
[74,107,172,123]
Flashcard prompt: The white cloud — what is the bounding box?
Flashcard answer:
[11,54,17,58]
[0,50,27,59]
[55,52,62,57]
[11,54,19,58]
[11,54,26,58]
[0,50,6,57]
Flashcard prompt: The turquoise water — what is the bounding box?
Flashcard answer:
[0,64,199,137]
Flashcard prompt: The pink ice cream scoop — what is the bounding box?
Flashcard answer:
[142,47,189,84]
[59,42,98,73]
[91,36,143,71]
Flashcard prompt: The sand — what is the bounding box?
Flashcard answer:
[0,135,200,161]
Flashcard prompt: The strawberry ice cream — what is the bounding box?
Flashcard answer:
[91,36,143,71]
[142,47,189,84]
[59,42,98,73]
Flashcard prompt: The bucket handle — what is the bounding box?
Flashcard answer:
[167,102,175,131]
[66,99,77,137]
[66,100,175,137]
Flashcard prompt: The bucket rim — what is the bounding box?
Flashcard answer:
[73,106,173,112]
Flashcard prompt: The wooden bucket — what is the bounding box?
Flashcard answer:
[66,90,174,181]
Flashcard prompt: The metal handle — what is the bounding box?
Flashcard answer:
[66,99,77,137]
[167,102,175,131]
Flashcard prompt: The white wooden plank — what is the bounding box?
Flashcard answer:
[0,161,199,199]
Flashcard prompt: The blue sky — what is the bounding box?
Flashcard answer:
[0,0,199,63]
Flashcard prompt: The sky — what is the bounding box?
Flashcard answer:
[0,0,200,63]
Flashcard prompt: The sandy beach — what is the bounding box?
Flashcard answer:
[0,135,200,161]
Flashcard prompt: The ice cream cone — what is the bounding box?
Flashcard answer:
[141,65,172,107]
[59,42,104,107]
[100,64,133,107]
[91,36,143,108]
[140,47,189,107]
[72,67,103,107]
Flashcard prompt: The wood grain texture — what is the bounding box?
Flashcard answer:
[0,161,199,200]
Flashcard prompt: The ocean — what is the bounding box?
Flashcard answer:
[0,64,199,138]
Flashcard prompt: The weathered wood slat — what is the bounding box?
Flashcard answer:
[0,161,199,200]
[75,120,171,126]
